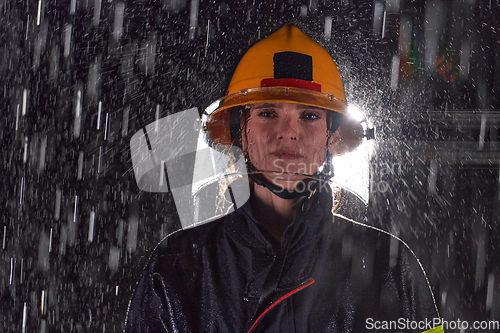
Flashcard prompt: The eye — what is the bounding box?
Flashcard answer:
[258,109,277,118]
[301,112,321,121]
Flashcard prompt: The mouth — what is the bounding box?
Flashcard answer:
[271,150,304,160]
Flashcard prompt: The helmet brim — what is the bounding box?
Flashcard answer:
[203,87,373,155]
[205,87,347,116]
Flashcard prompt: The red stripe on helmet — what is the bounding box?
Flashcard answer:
[260,78,321,92]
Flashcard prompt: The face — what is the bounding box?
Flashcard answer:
[241,102,340,191]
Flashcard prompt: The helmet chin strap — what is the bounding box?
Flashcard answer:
[248,173,315,199]
[246,155,334,200]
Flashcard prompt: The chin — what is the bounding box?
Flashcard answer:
[268,176,309,193]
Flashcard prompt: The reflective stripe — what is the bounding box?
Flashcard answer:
[421,325,445,333]
[247,279,315,333]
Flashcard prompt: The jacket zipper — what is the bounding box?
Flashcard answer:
[246,278,315,333]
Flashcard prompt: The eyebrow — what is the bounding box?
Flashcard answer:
[298,106,326,112]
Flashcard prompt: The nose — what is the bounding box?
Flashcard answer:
[277,115,298,140]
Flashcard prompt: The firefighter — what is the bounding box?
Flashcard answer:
[126,25,444,333]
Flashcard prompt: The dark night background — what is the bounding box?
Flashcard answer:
[1,0,499,331]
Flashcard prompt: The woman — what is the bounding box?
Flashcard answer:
[126,25,444,332]
[239,101,341,243]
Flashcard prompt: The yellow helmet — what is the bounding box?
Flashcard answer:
[203,25,371,154]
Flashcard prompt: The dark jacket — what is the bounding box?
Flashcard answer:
[125,189,441,332]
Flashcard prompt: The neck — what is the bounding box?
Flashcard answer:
[250,183,302,243]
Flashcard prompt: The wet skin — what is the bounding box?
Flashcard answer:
[241,102,341,242]
[242,102,339,192]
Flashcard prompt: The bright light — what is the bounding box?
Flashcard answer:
[347,104,366,123]
[331,139,370,203]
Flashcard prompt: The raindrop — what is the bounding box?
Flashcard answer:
[478,113,486,150]
[22,303,27,333]
[54,190,62,220]
[73,195,78,223]
[93,0,102,27]
[441,290,447,308]
[145,33,157,75]
[88,58,101,96]
[38,136,47,173]
[427,159,438,194]
[41,290,46,315]
[74,90,82,138]
[381,10,387,38]
[49,45,60,81]
[205,19,210,57]
[121,107,130,138]
[37,0,42,25]
[38,231,50,271]
[67,210,77,246]
[22,89,27,115]
[155,104,160,132]
[23,137,28,163]
[127,216,139,253]
[20,178,24,204]
[390,55,400,90]
[300,5,307,17]
[49,228,53,252]
[25,15,29,40]
[113,3,125,41]
[88,211,96,242]
[486,273,494,311]
[322,18,333,42]
[108,247,120,272]
[59,226,67,256]
[70,0,76,14]
[474,231,486,291]
[40,319,47,333]
[97,101,102,130]
[64,24,72,58]
[98,146,102,173]
[9,258,14,285]
[189,0,199,40]
[104,113,109,140]
[373,2,384,36]
[15,104,20,131]
[117,219,124,246]
[77,151,84,180]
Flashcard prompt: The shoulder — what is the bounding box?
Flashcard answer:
[145,208,248,274]
[146,218,222,268]
[159,220,222,253]
[325,215,428,275]
[125,218,230,332]
[325,215,440,319]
